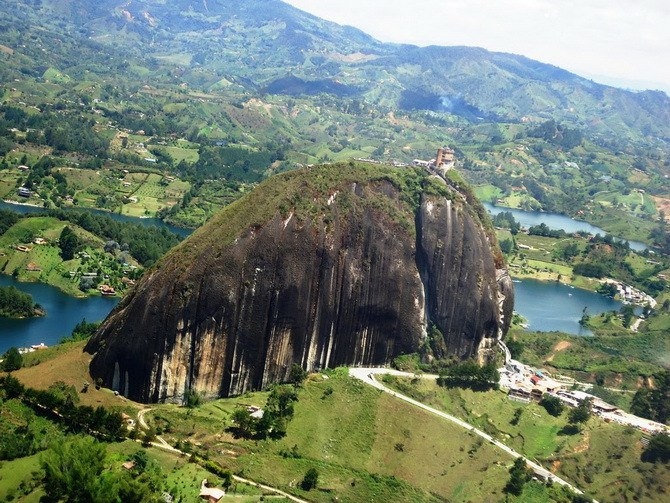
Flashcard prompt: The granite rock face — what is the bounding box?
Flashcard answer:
[85,166,513,402]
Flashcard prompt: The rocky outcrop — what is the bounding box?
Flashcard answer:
[85,165,513,403]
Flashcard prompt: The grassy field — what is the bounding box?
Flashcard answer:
[122,370,514,502]
[0,453,43,502]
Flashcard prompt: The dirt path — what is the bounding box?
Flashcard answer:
[546,340,572,362]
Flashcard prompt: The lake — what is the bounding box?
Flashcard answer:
[513,278,624,335]
[0,275,119,354]
[483,203,648,251]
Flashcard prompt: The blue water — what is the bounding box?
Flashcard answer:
[0,275,119,353]
[513,279,624,335]
[483,203,648,251]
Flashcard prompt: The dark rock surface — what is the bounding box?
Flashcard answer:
[85,165,513,402]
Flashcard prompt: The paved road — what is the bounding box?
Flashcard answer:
[136,408,311,503]
[349,367,594,501]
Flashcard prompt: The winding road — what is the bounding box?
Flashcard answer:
[349,367,595,501]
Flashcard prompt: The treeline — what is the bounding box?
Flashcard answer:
[0,375,126,442]
[436,361,499,391]
[528,222,567,238]
[45,209,181,266]
[0,285,40,318]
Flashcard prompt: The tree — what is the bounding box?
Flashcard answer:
[506,338,524,360]
[568,399,592,424]
[184,389,202,408]
[499,238,514,254]
[288,363,307,387]
[300,467,319,491]
[59,226,81,260]
[539,394,564,417]
[620,304,636,328]
[504,457,530,495]
[41,435,107,502]
[641,433,670,463]
[510,407,523,426]
[1,347,23,371]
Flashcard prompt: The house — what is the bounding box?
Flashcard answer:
[17,187,31,197]
[18,165,30,171]
[246,405,264,419]
[33,237,47,245]
[16,245,31,252]
[122,461,136,471]
[26,262,41,272]
[30,342,47,350]
[199,479,225,503]
[99,284,116,296]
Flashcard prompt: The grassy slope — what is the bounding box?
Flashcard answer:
[11,340,670,502]
[382,376,670,503]
[147,369,509,503]
[0,213,144,296]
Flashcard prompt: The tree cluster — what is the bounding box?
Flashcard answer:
[0,375,126,441]
[527,119,583,149]
[504,457,531,496]
[60,318,101,343]
[641,433,670,463]
[0,285,39,318]
[492,211,520,234]
[436,361,499,391]
[528,222,567,239]
[47,208,181,266]
[630,370,670,424]
[41,435,165,503]
[229,384,298,440]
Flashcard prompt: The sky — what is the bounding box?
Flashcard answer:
[284,0,670,94]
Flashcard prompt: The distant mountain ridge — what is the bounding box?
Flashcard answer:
[0,0,667,144]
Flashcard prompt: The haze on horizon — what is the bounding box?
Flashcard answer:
[285,0,670,95]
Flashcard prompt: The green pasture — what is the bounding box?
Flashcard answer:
[157,145,200,164]
[474,184,504,202]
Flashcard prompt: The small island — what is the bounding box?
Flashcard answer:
[0,285,44,318]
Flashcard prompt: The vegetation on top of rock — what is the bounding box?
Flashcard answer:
[169,162,464,270]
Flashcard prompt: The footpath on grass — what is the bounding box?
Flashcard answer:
[136,408,311,503]
[349,367,595,502]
